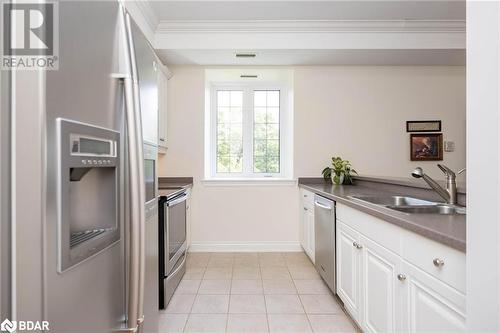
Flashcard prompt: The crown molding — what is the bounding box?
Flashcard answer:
[154,19,465,51]
[135,0,160,32]
[122,0,159,43]
[156,19,466,34]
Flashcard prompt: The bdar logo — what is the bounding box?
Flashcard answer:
[0,319,16,333]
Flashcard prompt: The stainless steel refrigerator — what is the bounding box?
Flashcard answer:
[45,2,158,332]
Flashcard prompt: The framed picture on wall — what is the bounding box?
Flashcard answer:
[410,133,443,161]
[406,120,441,132]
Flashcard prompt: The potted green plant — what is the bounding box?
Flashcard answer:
[322,157,358,185]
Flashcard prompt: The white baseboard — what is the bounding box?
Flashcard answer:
[188,241,302,253]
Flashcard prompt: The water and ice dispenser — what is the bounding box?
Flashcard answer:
[57,119,121,272]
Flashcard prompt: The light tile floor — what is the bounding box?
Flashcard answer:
[159,252,358,333]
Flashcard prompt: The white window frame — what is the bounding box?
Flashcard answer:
[208,82,291,180]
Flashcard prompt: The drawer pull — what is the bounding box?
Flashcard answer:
[352,242,363,250]
[433,258,445,267]
[397,274,406,281]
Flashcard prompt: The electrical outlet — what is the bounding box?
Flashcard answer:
[444,140,455,152]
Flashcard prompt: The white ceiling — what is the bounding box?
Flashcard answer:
[149,1,465,21]
[142,0,466,66]
[157,49,465,66]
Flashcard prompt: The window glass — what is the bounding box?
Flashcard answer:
[253,90,280,173]
[216,90,243,173]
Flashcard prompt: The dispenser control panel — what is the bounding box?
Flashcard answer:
[70,134,116,158]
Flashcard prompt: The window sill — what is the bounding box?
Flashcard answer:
[201,178,297,187]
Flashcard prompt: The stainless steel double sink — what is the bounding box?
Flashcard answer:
[349,195,466,215]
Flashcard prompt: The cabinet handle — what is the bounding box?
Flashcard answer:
[303,207,308,211]
[159,138,165,142]
[397,274,406,281]
[433,258,445,267]
[352,242,362,249]
[304,194,308,198]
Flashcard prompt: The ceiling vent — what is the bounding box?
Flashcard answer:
[240,75,258,78]
[235,53,257,58]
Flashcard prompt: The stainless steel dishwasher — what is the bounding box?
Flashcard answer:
[314,194,336,293]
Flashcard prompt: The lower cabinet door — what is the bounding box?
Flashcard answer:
[306,207,315,263]
[336,222,361,321]
[360,234,403,333]
[301,206,309,254]
[401,260,466,333]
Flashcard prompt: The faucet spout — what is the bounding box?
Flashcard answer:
[411,165,463,205]
[420,173,451,203]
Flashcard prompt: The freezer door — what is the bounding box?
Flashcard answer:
[130,21,158,145]
[0,63,11,321]
[143,204,159,333]
[45,2,126,332]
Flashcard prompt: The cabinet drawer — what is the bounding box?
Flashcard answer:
[337,203,402,256]
[402,231,465,293]
[300,189,314,208]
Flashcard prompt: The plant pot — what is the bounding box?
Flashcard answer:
[331,172,344,185]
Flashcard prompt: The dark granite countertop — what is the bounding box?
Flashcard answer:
[158,177,193,199]
[299,178,466,252]
[158,177,193,190]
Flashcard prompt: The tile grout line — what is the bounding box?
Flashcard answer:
[183,252,212,333]
[288,258,315,333]
[260,254,271,333]
[225,255,235,333]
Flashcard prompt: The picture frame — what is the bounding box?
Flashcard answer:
[410,133,443,161]
[406,120,441,132]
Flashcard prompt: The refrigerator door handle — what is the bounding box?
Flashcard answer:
[124,10,147,329]
[120,7,142,332]
[123,76,140,332]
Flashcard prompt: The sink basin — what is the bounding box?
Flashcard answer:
[349,195,465,215]
[349,195,437,207]
[387,205,466,215]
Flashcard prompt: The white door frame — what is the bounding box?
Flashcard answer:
[466,1,500,331]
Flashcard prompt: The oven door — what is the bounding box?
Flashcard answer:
[165,193,187,275]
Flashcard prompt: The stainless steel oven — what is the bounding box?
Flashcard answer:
[165,193,187,273]
[159,189,188,309]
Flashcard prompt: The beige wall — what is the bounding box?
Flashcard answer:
[159,65,466,249]
[294,66,466,179]
[158,67,300,251]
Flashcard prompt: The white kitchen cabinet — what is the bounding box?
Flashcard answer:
[401,260,466,333]
[337,222,362,322]
[300,189,315,263]
[157,64,171,153]
[302,207,314,263]
[360,234,403,333]
[336,203,466,333]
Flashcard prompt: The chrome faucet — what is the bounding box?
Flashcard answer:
[411,164,465,205]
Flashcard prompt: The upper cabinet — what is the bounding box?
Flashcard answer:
[157,63,171,153]
[131,21,159,146]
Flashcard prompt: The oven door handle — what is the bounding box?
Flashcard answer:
[167,193,188,207]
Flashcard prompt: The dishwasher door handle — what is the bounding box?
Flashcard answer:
[314,201,333,210]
